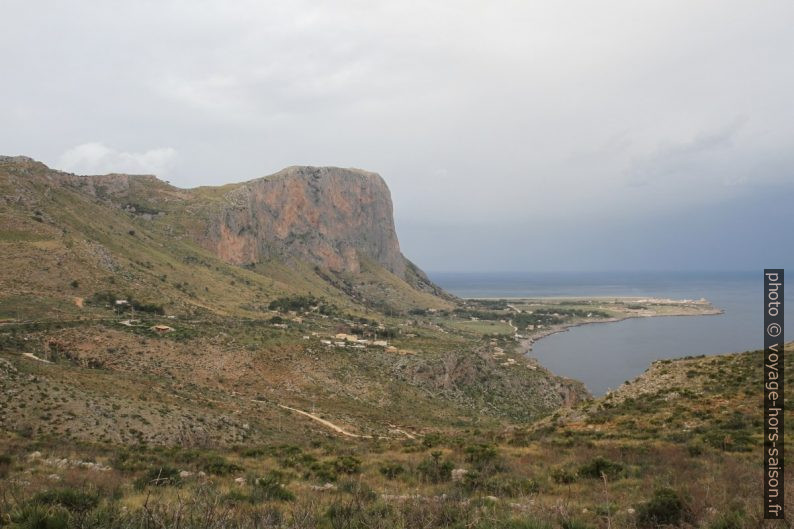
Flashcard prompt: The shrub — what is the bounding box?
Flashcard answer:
[309,456,361,482]
[422,433,444,448]
[487,519,552,529]
[417,451,454,483]
[203,456,243,476]
[268,296,320,312]
[379,462,406,479]
[463,471,539,496]
[465,444,499,468]
[33,488,100,513]
[310,461,339,482]
[332,455,361,475]
[550,466,578,484]
[687,440,705,456]
[636,487,690,528]
[134,466,182,489]
[10,503,70,529]
[577,457,623,479]
[251,474,295,502]
[561,519,595,529]
[0,453,11,478]
[709,509,745,529]
[83,503,125,528]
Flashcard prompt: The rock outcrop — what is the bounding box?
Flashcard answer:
[200,166,407,276]
[1,157,447,296]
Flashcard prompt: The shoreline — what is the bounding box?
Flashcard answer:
[514,305,724,356]
[514,307,724,397]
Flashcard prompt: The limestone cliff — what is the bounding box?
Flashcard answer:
[1,157,448,298]
[201,166,406,276]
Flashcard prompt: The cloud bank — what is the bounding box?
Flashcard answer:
[2,0,792,270]
[58,143,177,177]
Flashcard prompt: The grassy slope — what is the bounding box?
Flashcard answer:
[1,345,788,529]
[0,159,583,445]
[3,158,786,528]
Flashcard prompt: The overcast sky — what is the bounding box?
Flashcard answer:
[2,0,792,271]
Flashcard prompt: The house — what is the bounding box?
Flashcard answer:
[151,325,174,334]
[373,340,388,347]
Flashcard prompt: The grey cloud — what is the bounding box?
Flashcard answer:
[1,0,793,271]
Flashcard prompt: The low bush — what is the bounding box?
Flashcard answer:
[0,453,11,478]
[636,487,691,528]
[709,508,745,529]
[203,456,243,476]
[465,444,500,469]
[33,488,100,514]
[417,451,454,483]
[134,466,182,489]
[577,456,623,479]
[561,519,595,529]
[379,462,406,479]
[462,471,539,496]
[332,455,362,475]
[550,466,578,484]
[251,473,295,502]
[10,502,70,529]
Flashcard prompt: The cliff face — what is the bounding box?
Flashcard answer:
[1,156,446,297]
[200,166,407,277]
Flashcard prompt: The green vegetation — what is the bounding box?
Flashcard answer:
[636,487,691,528]
[0,157,778,528]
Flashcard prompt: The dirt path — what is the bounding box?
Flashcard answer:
[21,352,51,364]
[277,404,375,439]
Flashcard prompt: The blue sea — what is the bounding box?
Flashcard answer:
[430,271,791,396]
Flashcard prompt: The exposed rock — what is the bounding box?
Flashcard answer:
[200,166,407,276]
[310,483,337,491]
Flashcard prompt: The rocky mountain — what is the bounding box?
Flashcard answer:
[201,166,404,275]
[0,156,448,316]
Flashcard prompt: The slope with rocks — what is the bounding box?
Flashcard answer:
[0,155,587,449]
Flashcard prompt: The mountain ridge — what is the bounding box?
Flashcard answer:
[0,155,451,315]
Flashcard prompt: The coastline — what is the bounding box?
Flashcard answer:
[517,308,724,356]
[466,296,726,360]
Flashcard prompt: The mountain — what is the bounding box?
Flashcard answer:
[0,155,777,529]
[0,154,587,445]
[0,156,448,320]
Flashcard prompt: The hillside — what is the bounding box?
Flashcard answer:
[0,156,447,322]
[0,156,587,442]
[0,156,784,529]
[1,343,788,528]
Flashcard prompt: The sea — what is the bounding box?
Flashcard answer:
[429,271,791,396]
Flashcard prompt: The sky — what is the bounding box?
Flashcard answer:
[2,0,792,272]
